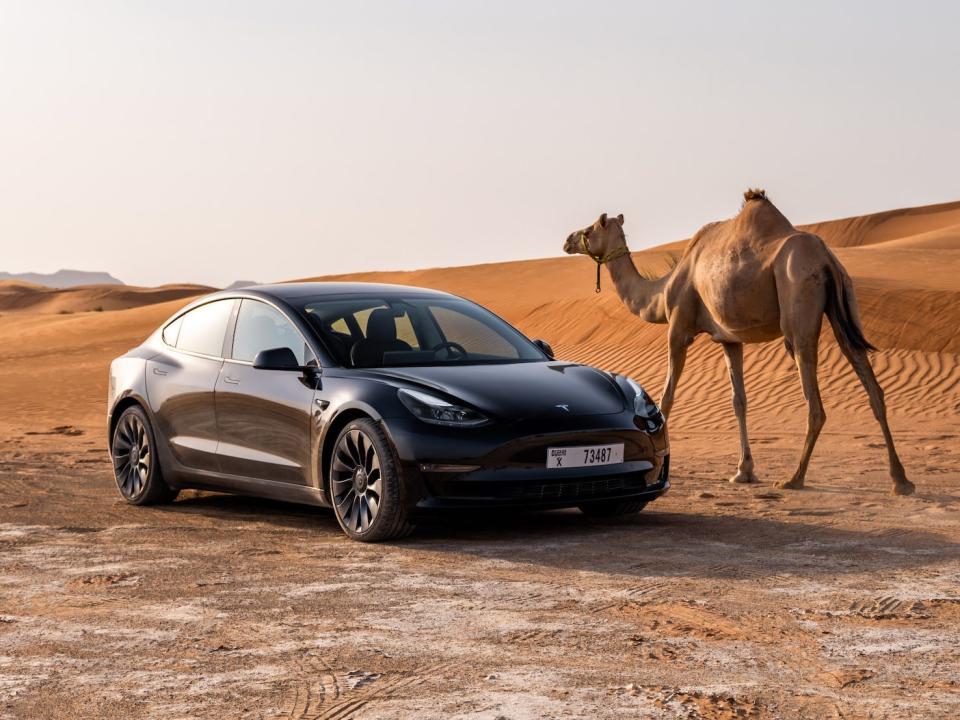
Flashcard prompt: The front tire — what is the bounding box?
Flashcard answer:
[578,499,647,517]
[110,405,178,505]
[329,419,414,542]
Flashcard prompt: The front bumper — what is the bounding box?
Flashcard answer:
[382,412,670,511]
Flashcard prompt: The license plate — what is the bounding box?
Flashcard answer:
[547,444,624,469]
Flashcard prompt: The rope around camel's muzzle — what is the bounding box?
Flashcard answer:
[580,233,630,292]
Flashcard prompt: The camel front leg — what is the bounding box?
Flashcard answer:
[777,342,825,490]
[659,325,691,420]
[722,342,759,483]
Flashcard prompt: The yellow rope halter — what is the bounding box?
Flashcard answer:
[580,232,631,293]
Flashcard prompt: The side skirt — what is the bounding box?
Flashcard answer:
[171,469,330,508]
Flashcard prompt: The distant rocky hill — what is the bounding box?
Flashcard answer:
[0,269,123,288]
[224,280,259,290]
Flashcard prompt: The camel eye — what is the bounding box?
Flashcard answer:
[582,228,591,237]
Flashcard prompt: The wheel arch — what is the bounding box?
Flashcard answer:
[108,395,149,450]
[319,408,374,500]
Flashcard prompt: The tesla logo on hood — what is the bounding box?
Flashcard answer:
[555,404,571,412]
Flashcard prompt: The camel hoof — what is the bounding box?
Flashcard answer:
[729,470,760,484]
[776,478,805,490]
[892,480,916,496]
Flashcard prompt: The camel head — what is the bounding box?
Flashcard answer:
[563,213,626,259]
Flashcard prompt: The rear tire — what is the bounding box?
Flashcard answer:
[110,405,178,506]
[578,499,647,517]
[329,419,415,542]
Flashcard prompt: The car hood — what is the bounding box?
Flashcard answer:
[359,361,626,419]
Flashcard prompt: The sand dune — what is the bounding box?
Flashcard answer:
[0,298,195,423]
[867,222,960,250]
[799,198,960,248]
[0,281,213,314]
[1,198,957,437]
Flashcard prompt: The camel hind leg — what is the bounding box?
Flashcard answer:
[822,261,914,495]
[776,335,826,490]
[774,239,829,490]
[829,326,915,496]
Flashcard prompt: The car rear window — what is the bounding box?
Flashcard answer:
[161,316,182,347]
[175,300,234,357]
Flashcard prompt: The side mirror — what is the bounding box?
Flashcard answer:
[532,339,555,359]
[253,347,302,370]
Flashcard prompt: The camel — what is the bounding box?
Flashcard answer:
[563,189,914,496]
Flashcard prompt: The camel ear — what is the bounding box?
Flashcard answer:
[598,213,607,228]
[616,213,624,225]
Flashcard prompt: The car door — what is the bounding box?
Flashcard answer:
[146,298,236,473]
[214,298,318,485]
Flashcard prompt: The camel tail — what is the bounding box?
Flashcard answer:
[824,257,876,353]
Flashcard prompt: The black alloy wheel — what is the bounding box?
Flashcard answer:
[111,406,178,505]
[330,419,413,541]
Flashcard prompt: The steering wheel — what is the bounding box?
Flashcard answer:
[430,341,468,360]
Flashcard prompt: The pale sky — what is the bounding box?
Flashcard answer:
[2,1,959,287]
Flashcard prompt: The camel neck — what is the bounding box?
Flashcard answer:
[604,252,668,324]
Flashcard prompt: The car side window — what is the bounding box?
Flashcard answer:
[232,299,312,365]
[175,299,234,357]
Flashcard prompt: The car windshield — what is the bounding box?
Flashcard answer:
[296,295,547,368]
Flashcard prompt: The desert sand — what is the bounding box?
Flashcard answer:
[1,199,958,718]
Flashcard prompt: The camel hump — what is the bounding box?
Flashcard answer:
[735,188,794,235]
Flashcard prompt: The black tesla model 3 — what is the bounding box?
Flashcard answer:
[107,283,669,541]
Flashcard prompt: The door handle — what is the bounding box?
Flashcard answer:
[223,376,241,385]
[152,367,168,376]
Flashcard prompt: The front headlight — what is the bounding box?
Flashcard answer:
[397,388,489,428]
[625,377,664,430]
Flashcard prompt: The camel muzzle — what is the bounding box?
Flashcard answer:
[563,233,582,255]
